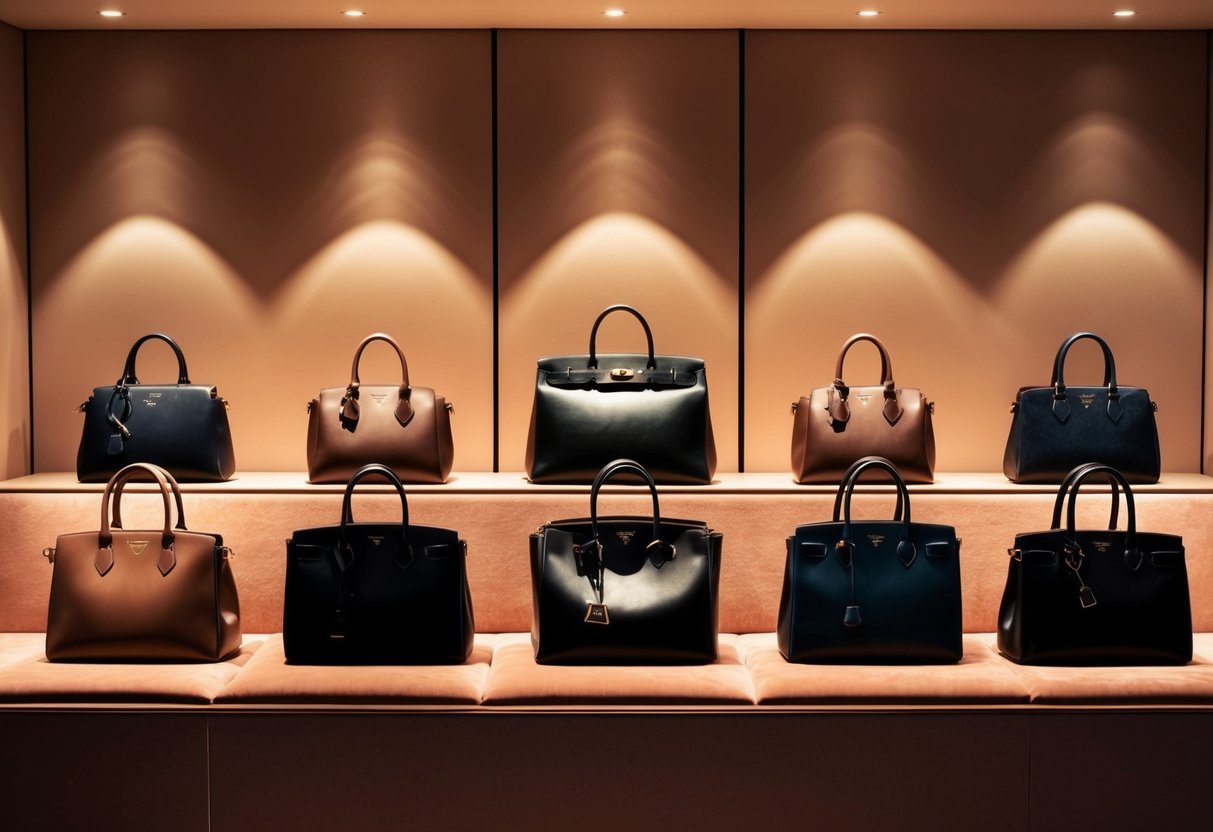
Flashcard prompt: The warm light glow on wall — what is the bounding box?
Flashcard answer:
[856,10,881,17]
[97,10,124,17]
[602,9,627,18]
[341,10,366,17]
[1112,10,1136,18]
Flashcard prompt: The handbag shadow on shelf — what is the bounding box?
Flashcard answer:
[307,332,454,484]
[777,456,963,664]
[791,333,934,484]
[44,462,242,662]
[77,333,235,483]
[525,304,717,484]
[997,463,1192,665]
[530,458,722,664]
[1003,331,1160,483]
[283,464,474,665]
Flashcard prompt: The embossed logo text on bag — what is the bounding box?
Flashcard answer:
[867,534,885,547]
[369,393,389,405]
[1079,393,1096,409]
[615,531,636,545]
[128,540,149,555]
[1091,541,1112,553]
[367,535,385,547]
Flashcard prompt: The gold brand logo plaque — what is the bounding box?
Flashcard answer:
[128,540,149,555]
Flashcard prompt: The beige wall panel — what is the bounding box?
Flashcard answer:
[0,23,28,479]
[498,31,740,473]
[747,32,1207,474]
[28,31,492,473]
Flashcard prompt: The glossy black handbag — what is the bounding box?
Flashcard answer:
[777,456,963,663]
[529,459,722,664]
[1003,332,1159,483]
[77,333,236,482]
[525,305,717,484]
[283,464,474,664]
[998,463,1192,665]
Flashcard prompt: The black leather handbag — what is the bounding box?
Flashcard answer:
[997,463,1192,665]
[529,459,722,664]
[77,333,236,482]
[525,305,716,484]
[1003,332,1160,483]
[283,464,474,664]
[777,456,963,663]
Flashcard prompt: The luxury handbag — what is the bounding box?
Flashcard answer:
[997,463,1192,665]
[283,463,473,664]
[791,333,934,484]
[307,333,454,484]
[44,462,242,662]
[777,456,962,663]
[1003,332,1160,483]
[529,459,722,664]
[77,333,235,482]
[525,305,716,484]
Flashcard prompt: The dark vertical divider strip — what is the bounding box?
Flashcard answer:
[491,29,501,473]
[22,30,34,475]
[737,29,746,473]
[1203,31,1211,474]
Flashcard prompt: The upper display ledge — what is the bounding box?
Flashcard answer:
[2,472,1212,495]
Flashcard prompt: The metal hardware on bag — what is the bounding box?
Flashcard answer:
[566,367,573,380]
[1152,401,1159,412]
[306,401,314,413]
[220,547,235,560]
[446,401,454,413]
[78,402,88,413]
[128,540,149,556]
[646,539,676,560]
[584,602,610,625]
[1063,544,1097,608]
[609,368,634,380]
[790,401,798,414]
[669,368,677,383]
[1008,548,1023,561]
[42,547,55,563]
[223,399,231,412]
[927,401,936,414]
[1009,402,1018,413]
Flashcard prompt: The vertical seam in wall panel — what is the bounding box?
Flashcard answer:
[738,29,746,473]
[22,30,33,475]
[491,29,501,473]
[205,717,213,832]
[1202,31,1211,475]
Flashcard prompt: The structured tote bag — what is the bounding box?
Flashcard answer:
[530,459,722,664]
[77,333,235,482]
[777,456,962,663]
[1003,332,1160,483]
[284,464,473,664]
[998,463,1191,665]
[525,305,716,484]
[307,333,454,484]
[44,463,242,662]
[791,333,934,484]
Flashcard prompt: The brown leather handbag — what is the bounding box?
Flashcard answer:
[44,463,242,662]
[791,334,935,484]
[306,333,454,484]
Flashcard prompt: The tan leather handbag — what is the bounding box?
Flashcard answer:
[791,334,935,484]
[306,333,454,484]
[44,463,242,662]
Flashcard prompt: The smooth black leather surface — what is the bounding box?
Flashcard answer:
[283,465,474,665]
[76,333,235,482]
[997,464,1192,665]
[777,457,963,664]
[1003,332,1160,483]
[530,460,722,664]
[525,305,716,484]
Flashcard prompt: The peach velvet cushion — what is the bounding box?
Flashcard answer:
[481,633,755,705]
[975,632,1213,704]
[741,633,1030,704]
[0,633,45,668]
[0,636,264,703]
[216,633,495,704]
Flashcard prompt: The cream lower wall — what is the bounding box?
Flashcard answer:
[0,23,27,479]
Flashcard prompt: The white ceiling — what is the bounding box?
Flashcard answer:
[0,1,1211,31]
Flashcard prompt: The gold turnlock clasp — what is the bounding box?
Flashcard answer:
[609,368,634,380]
[42,547,56,563]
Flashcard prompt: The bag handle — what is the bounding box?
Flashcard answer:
[828,333,901,426]
[337,463,411,571]
[119,333,191,385]
[1048,332,1121,424]
[587,305,657,370]
[1064,463,1139,567]
[1050,462,1119,531]
[97,463,179,578]
[110,467,188,532]
[340,333,414,428]
[831,455,905,522]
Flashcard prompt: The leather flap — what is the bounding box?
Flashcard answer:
[924,541,953,558]
[1151,550,1184,568]
[799,541,829,558]
[1024,549,1059,567]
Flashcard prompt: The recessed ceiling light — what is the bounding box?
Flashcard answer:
[856,10,881,17]
[603,9,627,17]
[97,9,124,17]
[1112,9,1136,17]
[342,9,366,17]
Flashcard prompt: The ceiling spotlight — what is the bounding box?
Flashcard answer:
[1112,10,1136,17]
[603,9,627,17]
[856,10,881,17]
[97,9,124,17]
[342,9,366,17]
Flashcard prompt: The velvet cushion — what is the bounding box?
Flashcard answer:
[0,636,264,703]
[0,633,45,668]
[481,633,755,705]
[215,633,495,704]
[741,632,1031,704]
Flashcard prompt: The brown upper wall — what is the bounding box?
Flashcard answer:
[28,30,494,473]
[746,31,1208,474]
[0,22,28,479]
